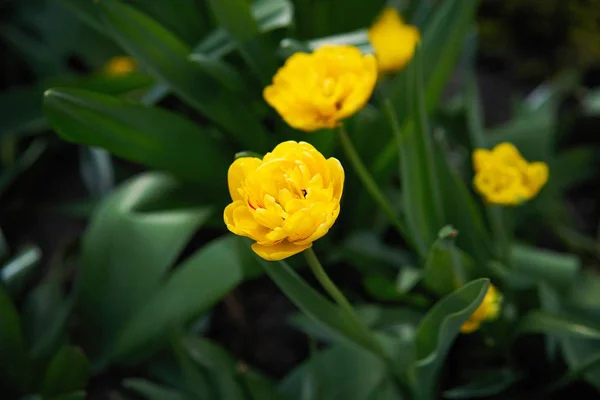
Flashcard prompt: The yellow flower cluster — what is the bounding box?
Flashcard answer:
[103,56,137,76]
[263,45,378,132]
[368,8,420,72]
[461,284,502,334]
[473,143,549,205]
[224,141,344,261]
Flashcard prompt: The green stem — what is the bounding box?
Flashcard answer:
[337,125,412,246]
[540,351,600,395]
[303,247,409,394]
[304,247,356,317]
[487,205,510,263]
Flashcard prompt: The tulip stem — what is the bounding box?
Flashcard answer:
[304,248,356,316]
[337,125,411,243]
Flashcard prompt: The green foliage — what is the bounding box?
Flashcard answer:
[1,0,599,399]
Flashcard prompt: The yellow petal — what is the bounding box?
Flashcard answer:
[492,142,527,172]
[526,162,549,196]
[472,149,492,173]
[326,157,345,200]
[228,157,261,201]
[251,241,312,261]
[460,319,481,334]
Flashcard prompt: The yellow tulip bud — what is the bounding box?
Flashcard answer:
[368,7,420,73]
[224,141,344,261]
[263,45,377,132]
[103,56,137,76]
[473,143,549,205]
[461,284,502,334]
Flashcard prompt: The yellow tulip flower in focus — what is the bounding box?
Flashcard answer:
[368,7,420,72]
[473,143,549,206]
[224,141,344,261]
[103,56,137,76]
[263,45,377,132]
[461,284,502,334]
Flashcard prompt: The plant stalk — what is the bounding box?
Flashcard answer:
[337,125,412,247]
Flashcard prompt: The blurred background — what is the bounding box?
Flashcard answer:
[1,0,600,398]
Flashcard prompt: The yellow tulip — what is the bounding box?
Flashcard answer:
[263,45,377,132]
[224,141,344,261]
[461,284,502,334]
[103,56,137,76]
[368,7,420,73]
[473,143,549,206]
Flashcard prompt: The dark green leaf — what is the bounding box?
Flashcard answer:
[207,0,277,84]
[0,140,47,197]
[280,343,397,400]
[443,368,520,399]
[0,86,46,139]
[0,245,41,297]
[74,172,213,360]
[0,287,30,392]
[97,0,268,150]
[517,310,600,340]
[79,147,114,199]
[188,54,250,94]
[111,235,243,362]
[41,346,89,396]
[510,244,580,289]
[23,272,72,359]
[411,279,489,399]
[44,88,231,187]
[259,256,386,359]
[372,0,478,188]
[289,304,422,343]
[124,379,185,400]
[422,227,476,296]
[48,392,87,400]
[182,335,245,400]
[148,0,294,105]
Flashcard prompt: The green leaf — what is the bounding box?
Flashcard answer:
[411,278,489,400]
[517,310,600,340]
[279,30,372,58]
[207,0,277,84]
[442,368,520,399]
[509,243,580,290]
[0,245,41,297]
[338,231,414,273]
[0,287,30,393]
[111,235,243,362]
[422,227,476,296]
[182,335,245,400]
[432,140,491,265]
[486,112,554,163]
[41,346,89,396]
[131,0,210,47]
[280,343,398,400]
[147,0,293,105]
[48,392,87,400]
[79,147,114,199]
[0,86,46,139]
[124,379,185,400]
[259,257,386,359]
[74,172,213,360]
[97,0,268,150]
[240,369,287,400]
[0,140,47,197]
[23,272,73,360]
[55,0,103,32]
[188,54,250,94]
[289,304,422,343]
[44,88,231,187]
[373,0,478,188]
